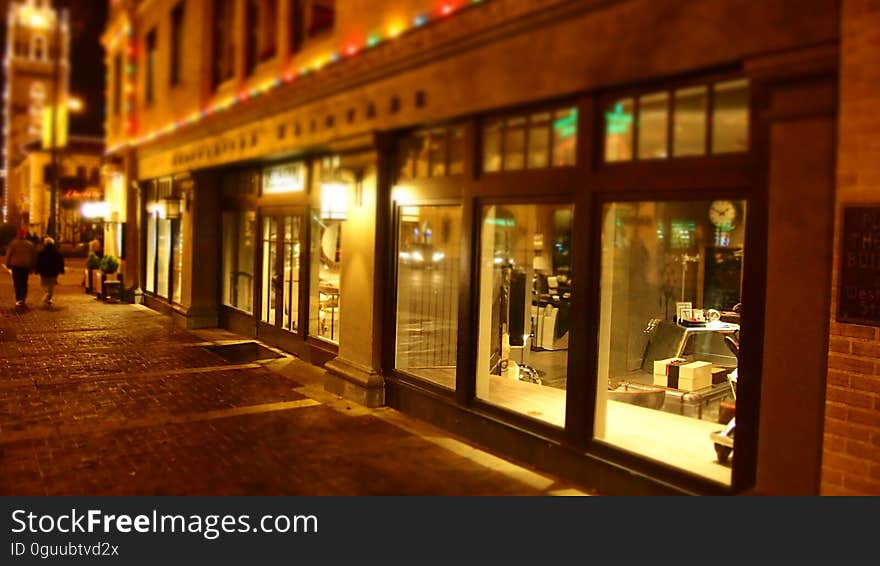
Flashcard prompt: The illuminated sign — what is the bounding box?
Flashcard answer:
[42,105,68,149]
[262,163,305,195]
[605,102,633,135]
[81,201,111,219]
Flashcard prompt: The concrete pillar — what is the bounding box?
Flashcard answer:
[178,171,220,328]
[324,143,387,407]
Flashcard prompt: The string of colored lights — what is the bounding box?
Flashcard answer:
[106,0,486,154]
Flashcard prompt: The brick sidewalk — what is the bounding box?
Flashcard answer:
[0,269,588,495]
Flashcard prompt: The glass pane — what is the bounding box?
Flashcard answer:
[596,199,747,485]
[414,131,430,178]
[261,217,277,324]
[712,79,749,154]
[429,129,447,177]
[483,121,502,173]
[309,216,341,343]
[171,219,183,304]
[282,216,300,332]
[156,219,171,299]
[604,98,634,162]
[448,127,464,175]
[503,117,526,171]
[552,107,578,166]
[527,113,550,169]
[476,204,573,427]
[222,212,234,307]
[235,211,256,313]
[396,205,461,389]
[145,213,156,293]
[638,92,669,160]
[674,86,708,157]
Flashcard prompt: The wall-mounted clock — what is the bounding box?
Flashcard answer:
[708,200,738,229]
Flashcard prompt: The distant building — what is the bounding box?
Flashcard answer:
[11,135,104,241]
[2,0,70,225]
[102,0,879,495]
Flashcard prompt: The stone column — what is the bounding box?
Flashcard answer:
[323,138,390,407]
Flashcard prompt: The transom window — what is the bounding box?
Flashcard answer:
[483,106,578,173]
[604,79,749,162]
[397,126,465,181]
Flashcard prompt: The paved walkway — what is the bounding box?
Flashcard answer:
[0,269,589,495]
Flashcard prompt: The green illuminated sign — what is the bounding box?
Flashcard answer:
[605,102,633,135]
[553,109,579,139]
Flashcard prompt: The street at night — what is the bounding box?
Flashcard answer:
[0,0,878,504]
[0,271,585,495]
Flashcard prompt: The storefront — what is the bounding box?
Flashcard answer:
[217,151,375,364]
[382,73,764,492]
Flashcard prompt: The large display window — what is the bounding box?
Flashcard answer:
[221,210,257,313]
[595,199,746,485]
[476,204,572,427]
[395,204,462,388]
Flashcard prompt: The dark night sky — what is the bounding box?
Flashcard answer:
[0,0,108,138]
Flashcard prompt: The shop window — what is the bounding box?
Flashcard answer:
[397,126,465,181]
[605,79,749,163]
[395,205,462,389]
[260,217,278,324]
[596,199,747,485]
[146,213,157,293]
[712,79,749,154]
[673,86,708,157]
[637,92,669,160]
[476,204,573,427]
[172,218,184,305]
[156,217,171,298]
[484,105,578,173]
[309,215,341,343]
[222,210,256,313]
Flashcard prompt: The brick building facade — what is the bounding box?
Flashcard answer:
[821,0,880,495]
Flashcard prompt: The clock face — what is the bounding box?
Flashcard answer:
[709,200,737,228]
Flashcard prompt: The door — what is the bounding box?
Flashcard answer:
[257,212,306,350]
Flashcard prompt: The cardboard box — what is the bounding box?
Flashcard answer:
[653,358,686,388]
[678,361,712,391]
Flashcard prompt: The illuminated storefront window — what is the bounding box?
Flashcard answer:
[476,204,573,427]
[596,199,747,485]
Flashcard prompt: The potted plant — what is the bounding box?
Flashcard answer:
[85,252,101,294]
[98,255,120,301]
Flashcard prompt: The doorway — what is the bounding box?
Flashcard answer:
[257,210,307,354]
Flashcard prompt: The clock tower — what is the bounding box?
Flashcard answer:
[2,0,70,225]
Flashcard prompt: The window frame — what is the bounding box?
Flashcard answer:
[169,1,185,88]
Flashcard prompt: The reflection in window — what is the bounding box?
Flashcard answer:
[172,218,183,304]
[395,205,461,389]
[222,211,256,313]
[310,216,341,343]
[712,79,749,154]
[484,106,579,173]
[674,86,707,157]
[477,204,573,427]
[596,199,747,485]
[281,216,301,332]
[604,98,634,162]
[156,217,171,298]
[638,92,669,160]
[261,217,277,324]
[145,212,156,293]
[398,126,465,181]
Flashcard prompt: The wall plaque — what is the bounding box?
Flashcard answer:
[838,205,880,326]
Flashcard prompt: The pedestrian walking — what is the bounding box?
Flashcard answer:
[4,229,36,306]
[35,237,65,306]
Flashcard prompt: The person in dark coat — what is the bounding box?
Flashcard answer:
[35,237,65,306]
[4,229,35,306]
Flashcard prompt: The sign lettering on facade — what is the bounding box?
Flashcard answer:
[838,205,880,326]
[262,163,305,195]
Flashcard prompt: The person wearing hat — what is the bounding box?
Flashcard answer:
[35,237,65,305]
[4,229,36,306]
